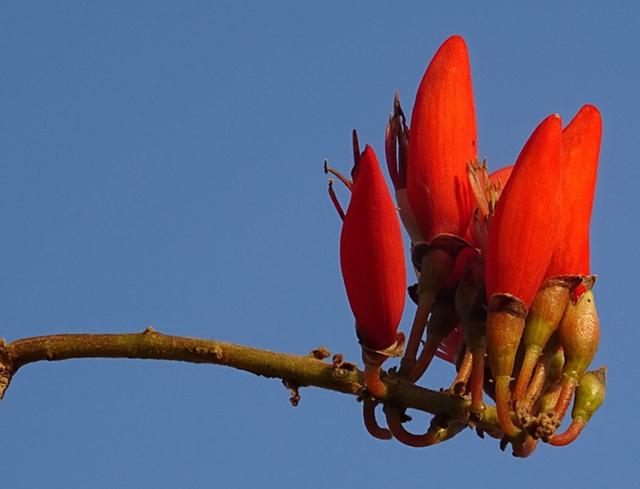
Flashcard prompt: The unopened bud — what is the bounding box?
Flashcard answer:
[549,367,606,446]
[572,367,606,424]
[554,289,601,420]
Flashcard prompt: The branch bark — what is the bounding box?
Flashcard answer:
[0,327,498,431]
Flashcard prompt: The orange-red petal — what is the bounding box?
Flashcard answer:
[340,145,406,350]
[489,164,514,189]
[407,35,478,243]
[486,115,563,307]
[546,105,601,277]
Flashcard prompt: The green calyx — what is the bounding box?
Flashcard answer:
[571,368,606,423]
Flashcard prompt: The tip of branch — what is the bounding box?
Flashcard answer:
[0,338,13,400]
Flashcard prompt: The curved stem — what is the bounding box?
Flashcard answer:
[411,335,440,382]
[364,365,387,397]
[495,376,522,438]
[523,360,548,411]
[362,400,392,440]
[512,435,538,458]
[548,419,585,446]
[399,247,454,379]
[384,407,441,448]
[554,376,578,421]
[450,349,473,393]
[513,346,541,401]
[327,180,346,220]
[0,329,501,431]
[399,296,432,378]
[469,347,485,412]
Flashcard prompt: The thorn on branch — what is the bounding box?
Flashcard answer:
[331,354,356,370]
[331,353,357,378]
[310,347,331,360]
[499,437,509,452]
[210,346,223,361]
[282,379,301,407]
[332,353,344,368]
[143,326,156,334]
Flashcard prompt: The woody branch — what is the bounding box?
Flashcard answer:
[0,328,498,431]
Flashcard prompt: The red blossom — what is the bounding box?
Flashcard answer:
[340,145,406,351]
[330,36,604,451]
[486,114,563,307]
[407,35,478,244]
[546,105,602,277]
[485,114,563,437]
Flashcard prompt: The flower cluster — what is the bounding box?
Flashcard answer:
[326,36,604,456]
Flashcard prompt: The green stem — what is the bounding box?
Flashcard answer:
[0,328,499,430]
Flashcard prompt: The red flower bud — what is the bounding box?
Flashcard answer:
[340,145,406,352]
[514,107,601,403]
[547,105,602,277]
[407,35,478,244]
[485,114,563,436]
[486,114,563,306]
[399,35,477,381]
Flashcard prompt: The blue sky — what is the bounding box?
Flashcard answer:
[0,1,637,487]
